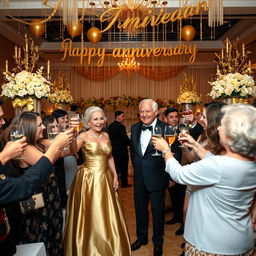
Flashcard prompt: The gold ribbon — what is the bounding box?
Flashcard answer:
[12,97,34,111]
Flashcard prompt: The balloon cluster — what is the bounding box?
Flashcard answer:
[29,19,102,44]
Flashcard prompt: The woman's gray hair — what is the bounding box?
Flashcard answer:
[139,99,158,111]
[221,104,256,158]
[83,106,107,130]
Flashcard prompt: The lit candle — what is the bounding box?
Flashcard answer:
[18,47,21,59]
[5,60,8,73]
[221,49,224,60]
[25,34,28,52]
[242,43,245,57]
[15,46,17,58]
[226,38,229,54]
[47,60,50,78]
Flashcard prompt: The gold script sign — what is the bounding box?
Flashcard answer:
[100,1,208,33]
[60,39,197,67]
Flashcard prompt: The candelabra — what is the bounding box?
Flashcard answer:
[4,34,51,79]
[215,38,252,76]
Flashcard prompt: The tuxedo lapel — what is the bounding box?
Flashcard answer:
[133,123,143,157]
[144,119,164,156]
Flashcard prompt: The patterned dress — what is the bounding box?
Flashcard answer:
[19,169,63,256]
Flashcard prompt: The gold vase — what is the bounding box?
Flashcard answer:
[12,97,41,115]
[221,97,252,105]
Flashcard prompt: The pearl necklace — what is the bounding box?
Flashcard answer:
[88,131,102,139]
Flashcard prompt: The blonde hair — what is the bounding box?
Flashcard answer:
[83,106,107,129]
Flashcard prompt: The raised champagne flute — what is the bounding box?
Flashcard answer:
[10,125,24,142]
[47,123,59,142]
[164,126,177,153]
[10,125,24,159]
[178,117,190,147]
[69,113,80,139]
[152,126,162,156]
[59,123,70,150]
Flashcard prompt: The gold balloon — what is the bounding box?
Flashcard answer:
[66,22,83,38]
[87,27,102,44]
[29,19,45,38]
[181,25,196,42]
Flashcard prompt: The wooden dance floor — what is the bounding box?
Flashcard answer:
[119,176,184,256]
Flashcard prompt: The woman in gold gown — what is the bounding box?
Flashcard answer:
[64,106,131,256]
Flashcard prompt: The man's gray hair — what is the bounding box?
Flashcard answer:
[139,99,158,111]
[221,104,256,158]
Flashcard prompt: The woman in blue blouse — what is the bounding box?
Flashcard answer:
[152,104,256,256]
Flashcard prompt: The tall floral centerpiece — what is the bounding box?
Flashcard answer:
[177,73,201,112]
[1,34,51,114]
[209,38,256,104]
[48,71,73,110]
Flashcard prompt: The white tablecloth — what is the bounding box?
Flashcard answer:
[15,242,46,256]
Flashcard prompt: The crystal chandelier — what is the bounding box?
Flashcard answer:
[118,56,140,73]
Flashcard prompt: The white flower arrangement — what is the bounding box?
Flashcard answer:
[177,73,201,104]
[1,67,51,99]
[209,73,256,99]
[48,88,73,104]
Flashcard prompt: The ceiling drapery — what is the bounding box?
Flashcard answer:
[75,65,185,82]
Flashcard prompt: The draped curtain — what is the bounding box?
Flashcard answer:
[75,66,185,82]
[48,65,216,129]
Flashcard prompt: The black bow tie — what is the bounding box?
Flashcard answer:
[142,125,153,131]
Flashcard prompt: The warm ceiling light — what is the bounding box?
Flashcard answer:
[118,56,141,73]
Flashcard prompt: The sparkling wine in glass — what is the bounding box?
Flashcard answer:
[69,114,80,132]
[10,125,24,141]
[152,127,162,156]
[164,126,177,148]
[59,123,70,150]
[69,113,81,139]
[10,125,24,159]
[178,119,190,148]
[47,123,59,142]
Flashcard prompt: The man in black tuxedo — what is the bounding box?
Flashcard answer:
[108,111,131,188]
[164,108,203,236]
[130,99,169,256]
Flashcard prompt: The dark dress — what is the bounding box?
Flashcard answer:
[19,167,63,256]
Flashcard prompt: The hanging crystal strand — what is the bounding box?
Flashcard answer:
[62,23,65,40]
[179,19,182,41]
[59,18,62,39]
[208,0,223,27]
[200,8,202,41]
[44,21,47,39]
[176,20,179,40]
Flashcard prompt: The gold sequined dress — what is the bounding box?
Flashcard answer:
[64,142,131,256]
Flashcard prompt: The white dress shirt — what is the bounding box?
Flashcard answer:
[166,155,256,254]
[140,118,157,155]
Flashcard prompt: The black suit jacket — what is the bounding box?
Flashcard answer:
[130,119,169,191]
[0,156,53,206]
[108,120,130,156]
[189,122,204,141]
[171,122,203,163]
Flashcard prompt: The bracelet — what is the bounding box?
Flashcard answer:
[162,149,171,154]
